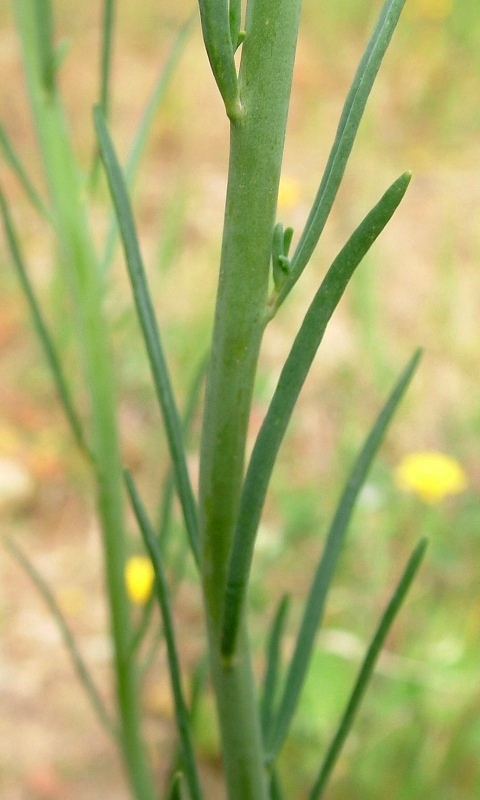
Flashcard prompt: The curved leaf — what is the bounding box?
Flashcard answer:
[307,538,428,799]
[266,349,421,760]
[274,0,407,310]
[220,172,412,659]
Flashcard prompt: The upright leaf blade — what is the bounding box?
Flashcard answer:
[5,538,118,740]
[275,0,407,310]
[94,107,200,566]
[0,186,90,459]
[261,594,290,742]
[100,15,193,273]
[266,349,421,761]
[124,472,204,800]
[198,0,242,119]
[0,124,51,219]
[220,172,412,659]
[308,538,428,800]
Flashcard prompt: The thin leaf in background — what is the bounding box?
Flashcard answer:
[124,471,204,800]
[129,352,208,658]
[307,538,428,800]
[221,172,412,659]
[5,538,118,741]
[100,14,193,273]
[261,594,290,742]
[94,107,200,566]
[0,124,51,219]
[275,0,407,310]
[267,349,421,761]
[0,185,91,459]
[34,0,56,95]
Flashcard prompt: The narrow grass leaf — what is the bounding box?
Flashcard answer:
[5,538,118,740]
[0,124,51,219]
[261,594,290,741]
[275,0,407,310]
[100,14,193,272]
[0,186,91,459]
[267,349,421,760]
[125,471,203,800]
[167,772,183,800]
[269,769,286,800]
[99,0,115,118]
[130,352,208,656]
[34,0,56,94]
[308,538,428,800]
[198,0,242,120]
[221,172,411,659]
[94,107,199,565]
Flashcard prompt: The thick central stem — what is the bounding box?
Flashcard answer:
[199,1,302,798]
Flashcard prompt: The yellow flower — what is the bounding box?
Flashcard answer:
[277,175,301,212]
[125,555,155,605]
[394,451,468,504]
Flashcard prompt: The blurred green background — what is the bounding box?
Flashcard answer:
[1,1,480,798]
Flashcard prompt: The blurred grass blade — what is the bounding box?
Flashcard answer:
[198,0,242,119]
[0,186,91,459]
[220,172,411,659]
[275,0,407,310]
[261,594,290,741]
[5,538,118,741]
[34,0,56,94]
[269,769,286,800]
[94,107,199,566]
[101,15,193,272]
[124,471,204,800]
[99,0,115,118]
[130,352,208,656]
[167,772,183,800]
[0,124,51,220]
[266,349,421,761]
[90,0,116,186]
[308,538,428,800]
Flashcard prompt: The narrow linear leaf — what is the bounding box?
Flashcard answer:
[99,0,116,118]
[229,0,242,50]
[198,0,242,120]
[5,538,118,740]
[308,538,428,800]
[100,15,193,273]
[124,472,204,800]
[261,594,290,741]
[167,772,183,800]
[130,352,208,656]
[266,349,421,760]
[0,124,51,219]
[94,107,199,565]
[221,172,411,659]
[34,0,56,94]
[275,0,407,310]
[269,768,286,800]
[0,186,91,459]
[89,0,116,187]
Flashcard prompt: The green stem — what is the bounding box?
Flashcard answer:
[198,1,302,798]
[12,4,155,798]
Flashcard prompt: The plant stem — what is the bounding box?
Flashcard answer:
[12,4,156,798]
[198,1,302,798]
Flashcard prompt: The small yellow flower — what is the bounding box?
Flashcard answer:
[125,555,155,605]
[394,451,468,504]
[277,175,302,212]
